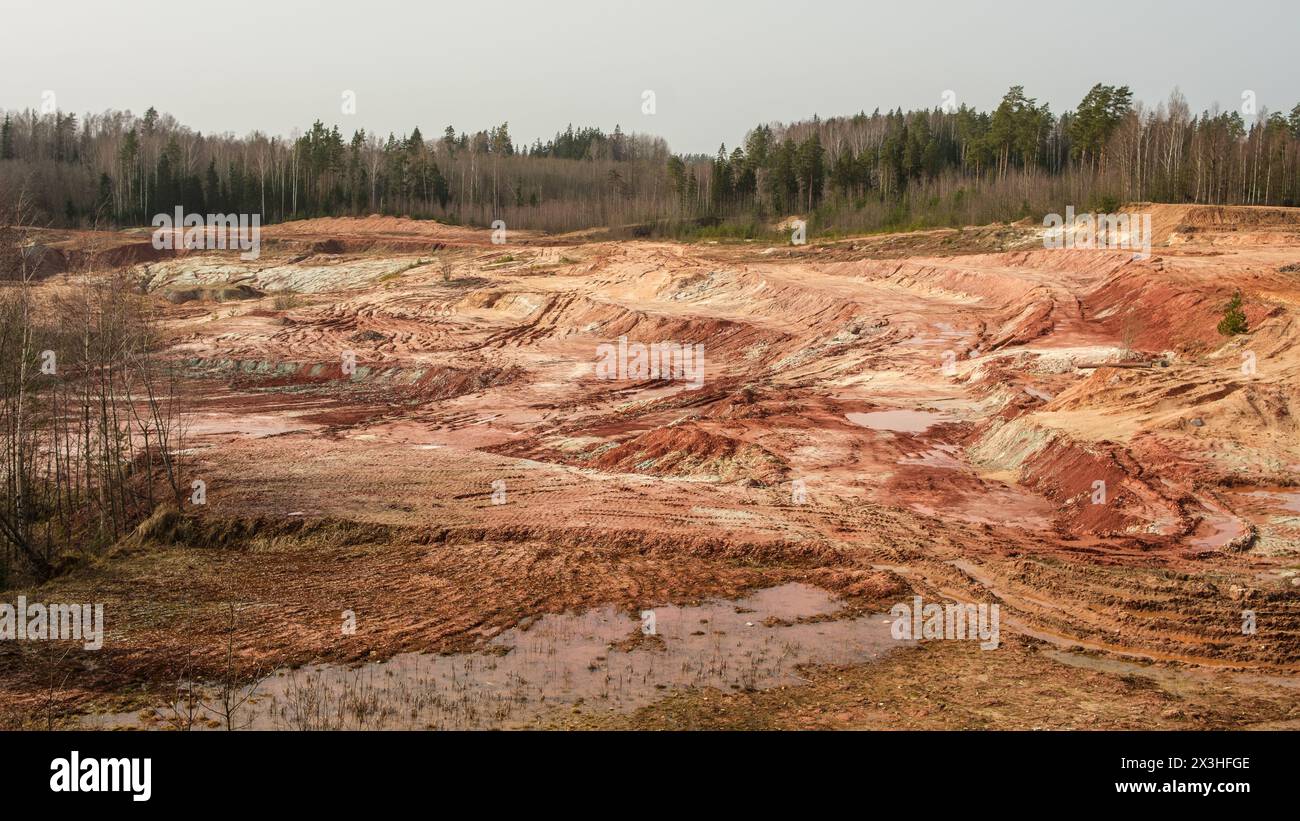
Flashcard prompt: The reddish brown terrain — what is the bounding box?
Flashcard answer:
[4,203,1299,729]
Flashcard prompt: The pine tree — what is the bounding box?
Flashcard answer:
[1069,84,1133,169]
[795,134,825,210]
[205,160,222,211]
[666,155,687,202]
[1217,290,1249,336]
[2,113,15,160]
[709,144,732,210]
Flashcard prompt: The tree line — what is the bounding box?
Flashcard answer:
[0,108,672,233]
[687,85,1300,234]
[2,84,1299,237]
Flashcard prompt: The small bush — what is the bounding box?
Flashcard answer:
[272,290,302,311]
[1216,289,1248,336]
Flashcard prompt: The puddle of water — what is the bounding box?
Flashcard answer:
[83,584,903,731]
[1042,648,1300,694]
[898,443,963,469]
[908,488,1055,530]
[846,409,953,433]
[1240,488,1300,514]
[1190,510,1246,548]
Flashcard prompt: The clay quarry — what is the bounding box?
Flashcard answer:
[4,203,1299,730]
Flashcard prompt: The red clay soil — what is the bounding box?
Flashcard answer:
[3,205,1298,728]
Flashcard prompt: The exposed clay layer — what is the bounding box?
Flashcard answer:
[5,205,1299,729]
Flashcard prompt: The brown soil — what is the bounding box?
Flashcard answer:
[4,205,1298,729]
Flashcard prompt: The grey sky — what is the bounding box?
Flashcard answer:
[3,0,1296,155]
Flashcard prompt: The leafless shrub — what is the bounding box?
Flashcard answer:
[0,194,186,584]
[199,603,271,730]
[271,289,301,311]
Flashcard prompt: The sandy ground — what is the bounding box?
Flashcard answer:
[3,204,1299,729]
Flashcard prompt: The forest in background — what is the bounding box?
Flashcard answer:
[3,84,1300,237]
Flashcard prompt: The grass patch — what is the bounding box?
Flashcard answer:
[271,289,302,310]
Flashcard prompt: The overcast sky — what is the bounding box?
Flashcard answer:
[3,0,1296,155]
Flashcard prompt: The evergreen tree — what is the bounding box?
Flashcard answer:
[205,160,222,211]
[96,173,114,219]
[763,138,799,213]
[709,144,732,210]
[795,134,825,210]
[1069,84,1133,168]
[1217,290,1249,336]
[666,155,687,202]
[0,114,13,160]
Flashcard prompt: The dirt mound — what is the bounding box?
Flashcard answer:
[588,424,786,483]
[1139,202,1300,246]
[18,235,178,276]
[260,215,546,248]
